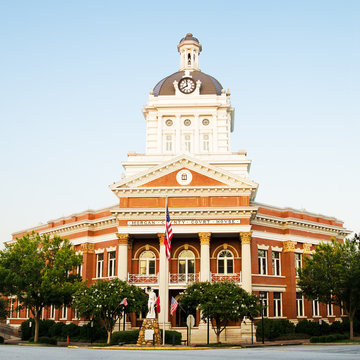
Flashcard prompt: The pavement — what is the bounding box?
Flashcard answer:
[4,337,360,350]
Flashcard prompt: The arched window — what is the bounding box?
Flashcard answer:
[139,250,156,275]
[217,250,234,274]
[178,249,195,282]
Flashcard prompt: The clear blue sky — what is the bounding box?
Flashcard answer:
[1,0,359,246]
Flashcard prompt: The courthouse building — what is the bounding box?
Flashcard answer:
[8,34,350,342]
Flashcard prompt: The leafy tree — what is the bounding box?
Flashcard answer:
[179,281,261,343]
[298,234,360,339]
[0,297,9,320]
[0,233,82,342]
[73,278,147,344]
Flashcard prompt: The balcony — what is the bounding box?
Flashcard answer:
[169,273,199,284]
[210,272,241,283]
[128,273,158,285]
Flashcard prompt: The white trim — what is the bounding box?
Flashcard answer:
[271,246,282,252]
[95,248,105,254]
[106,246,117,252]
[257,244,270,250]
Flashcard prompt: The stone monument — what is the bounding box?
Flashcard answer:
[137,287,162,345]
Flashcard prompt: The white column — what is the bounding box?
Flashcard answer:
[158,233,169,326]
[240,232,252,292]
[117,233,129,281]
[199,232,211,282]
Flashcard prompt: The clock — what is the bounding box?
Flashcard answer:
[178,77,196,94]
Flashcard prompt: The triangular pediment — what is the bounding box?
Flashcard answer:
[110,154,258,191]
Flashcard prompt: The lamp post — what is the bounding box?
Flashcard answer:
[259,292,265,344]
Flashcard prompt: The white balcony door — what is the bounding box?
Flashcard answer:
[178,250,195,282]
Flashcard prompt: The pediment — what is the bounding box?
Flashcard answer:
[110,154,258,191]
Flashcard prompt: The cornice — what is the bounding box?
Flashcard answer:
[112,206,258,219]
[36,216,118,237]
[252,214,350,237]
[113,186,253,198]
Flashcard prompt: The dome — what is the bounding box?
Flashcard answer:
[179,33,200,45]
[153,70,223,96]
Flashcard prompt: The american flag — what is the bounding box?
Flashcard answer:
[164,205,173,261]
[170,297,178,316]
[120,298,128,306]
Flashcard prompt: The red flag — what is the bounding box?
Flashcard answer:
[170,297,178,316]
[120,298,128,306]
[164,205,173,262]
[156,296,160,313]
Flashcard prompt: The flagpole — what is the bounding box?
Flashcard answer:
[163,196,167,346]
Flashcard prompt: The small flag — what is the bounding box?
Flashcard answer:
[156,296,161,313]
[165,205,173,261]
[170,297,178,316]
[120,298,128,306]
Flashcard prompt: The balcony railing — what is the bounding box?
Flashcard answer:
[169,273,199,284]
[128,273,158,284]
[210,272,241,283]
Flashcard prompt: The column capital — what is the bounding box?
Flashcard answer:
[81,242,94,254]
[303,243,312,254]
[116,233,129,245]
[199,232,211,244]
[283,240,297,252]
[157,233,165,245]
[240,232,252,244]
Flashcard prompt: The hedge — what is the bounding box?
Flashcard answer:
[310,334,348,343]
[256,318,295,341]
[295,319,330,337]
[37,336,57,345]
[0,336,4,344]
[110,329,182,345]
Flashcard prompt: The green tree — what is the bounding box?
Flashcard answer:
[73,278,147,344]
[0,233,82,342]
[298,234,360,339]
[0,297,9,320]
[179,281,261,343]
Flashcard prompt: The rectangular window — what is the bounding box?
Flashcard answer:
[296,292,304,317]
[258,250,267,275]
[313,299,319,316]
[96,253,104,278]
[61,305,67,320]
[259,291,268,317]
[108,251,116,277]
[272,251,281,276]
[202,134,210,152]
[295,253,302,274]
[273,292,282,317]
[166,135,173,151]
[77,264,82,278]
[327,303,333,316]
[50,305,55,319]
[184,134,191,152]
[218,259,225,274]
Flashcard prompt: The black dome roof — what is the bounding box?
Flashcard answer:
[153,70,223,96]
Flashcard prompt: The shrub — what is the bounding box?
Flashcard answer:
[49,322,66,338]
[61,323,80,338]
[110,330,140,345]
[21,319,34,340]
[79,321,107,342]
[0,336,4,344]
[310,334,348,343]
[160,330,182,345]
[37,336,57,345]
[256,318,295,341]
[341,317,360,335]
[330,321,344,334]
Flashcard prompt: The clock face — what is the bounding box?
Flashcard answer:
[178,77,196,94]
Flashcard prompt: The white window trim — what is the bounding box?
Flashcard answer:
[271,246,283,252]
[139,251,156,276]
[96,253,104,278]
[313,299,320,317]
[108,251,116,277]
[217,250,234,275]
[95,248,105,254]
[296,293,305,317]
[273,292,282,317]
[272,251,281,276]
[327,303,334,317]
[257,244,270,250]
[61,305,67,320]
[258,249,267,275]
